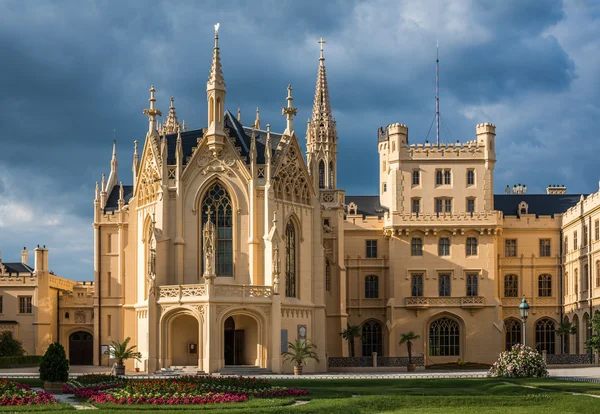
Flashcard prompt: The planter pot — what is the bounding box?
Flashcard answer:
[43,381,64,394]
[294,365,303,376]
[115,364,125,376]
[407,363,416,372]
[135,368,140,373]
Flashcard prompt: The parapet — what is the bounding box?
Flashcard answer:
[476,122,496,135]
[388,123,408,136]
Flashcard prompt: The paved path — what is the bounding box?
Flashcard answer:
[33,388,97,410]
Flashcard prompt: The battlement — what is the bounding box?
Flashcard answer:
[476,122,496,135]
[388,123,408,135]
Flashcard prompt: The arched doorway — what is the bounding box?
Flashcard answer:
[361,320,383,356]
[69,331,93,365]
[169,314,200,366]
[223,314,261,366]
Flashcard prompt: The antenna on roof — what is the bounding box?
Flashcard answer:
[436,39,440,145]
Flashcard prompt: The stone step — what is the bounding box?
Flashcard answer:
[217,365,272,376]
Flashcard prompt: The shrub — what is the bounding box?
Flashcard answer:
[39,343,69,382]
[0,332,25,357]
[0,356,43,368]
[488,344,548,378]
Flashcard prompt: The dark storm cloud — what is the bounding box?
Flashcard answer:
[1,0,598,280]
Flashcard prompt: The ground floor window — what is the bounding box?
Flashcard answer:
[362,320,383,357]
[429,317,460,356]
[505,319,521,350]
[535,319,556,354]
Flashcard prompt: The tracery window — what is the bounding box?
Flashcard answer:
[201,182,233,276]
[429,318,460,356]
[365,275,379,299]
[505,319,521,350]
[329,161,334,189]
[504,274,518,297]
[362,320,383,356]
[538,274,552,297]
[535,319,556,354]
[285,221,297,297]
[318,160,325,189]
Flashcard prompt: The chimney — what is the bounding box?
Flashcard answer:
[34,245,49,273]
[546,184,566,195]
[21,247,28,265]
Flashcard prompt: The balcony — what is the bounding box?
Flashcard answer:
[158,284,273,303]
[405,296,485,310]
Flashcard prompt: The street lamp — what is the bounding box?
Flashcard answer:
[519,298,530,346]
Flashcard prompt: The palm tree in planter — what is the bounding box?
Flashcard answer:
[555,321,577,354]
[281,339,320,376]
[340,323,361,357]
[104,337,142,375]
[39,342,69,394]
[399,331,420,372]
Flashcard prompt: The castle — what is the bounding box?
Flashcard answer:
[2,29,598,372]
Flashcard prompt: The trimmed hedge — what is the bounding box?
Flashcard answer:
[0,355,43,368]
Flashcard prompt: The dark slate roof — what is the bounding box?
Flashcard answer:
[1,262,34,275]
[104,185,134,213]
[345,195,388,218]
[494,194,584,217]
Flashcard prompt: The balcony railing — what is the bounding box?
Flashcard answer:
[158,284,273,302]
[405,296,484,309]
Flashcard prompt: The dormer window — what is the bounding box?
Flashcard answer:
[518,201,529,215]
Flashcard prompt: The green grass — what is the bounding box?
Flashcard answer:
[6,377,600,413]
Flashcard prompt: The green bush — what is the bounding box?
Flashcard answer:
[39,342,69,382]
[488,344,548,378]
[0,355,43,368]
[0,331,25,357]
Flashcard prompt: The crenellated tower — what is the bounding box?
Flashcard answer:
[306,38,338,190]
[205,23,226,157]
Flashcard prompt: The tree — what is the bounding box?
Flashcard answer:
[104,337,142,368]
[585,311,600,353]
[281,339,319,375]
[340,323,361,357]
[555,321,577,354]
[0,331,25,357]
[399,331,420,365]
[39,342,69,383]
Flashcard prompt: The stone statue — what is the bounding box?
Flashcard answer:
[203,209,216,279]
[147,238,157,298]
[272,244,280,295]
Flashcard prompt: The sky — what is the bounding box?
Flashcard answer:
[0,0,599,281]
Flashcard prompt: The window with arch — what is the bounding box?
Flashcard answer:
[365,275,379,299]
[318,161,325,189]
[201,182,233,276]
[596,261,600,288]
[466,273,478,296]
[504,274,518,297]
[535,319,556,354]
[362,320,383,356]
[329,161,334,189]
[538,274,552,297]
[573,315,580,354]
[583,264,589,291]
[325,259,331,292]
[505,319,521,350]
[575,268,579,293]
[429,317,460,356]
[285,221,297,298]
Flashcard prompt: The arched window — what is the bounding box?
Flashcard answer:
[365,275,378,298]
[504,274,518,297]
[328,161,334,189]
[575,269,579,293]
[573,315,580,354]
[325,259,331,292]
[596,261,600,288]
[318,161,325,189]
[429,317,460,356]
[538,274,552,297]
[362,320,383,356]
[505,319,521,350]
[535,319,556,354]
[285,221,297,298]
[201,182,233,276]
[583,264,589,291]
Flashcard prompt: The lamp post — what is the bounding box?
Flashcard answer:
[519,298,530,346]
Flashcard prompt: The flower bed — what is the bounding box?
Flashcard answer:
[0,379,56,406]
[65,375,309,406]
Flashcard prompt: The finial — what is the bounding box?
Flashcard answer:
[143,85,162,133]
[318,37,326,63]
[95,182,100,200]
[119,181,124,200]
[101,173,106,192]
[255,107,261,130]
[272,211,277,225]
[237,107,241,122]
[214,23,220,48]
[282,84,298,134]
[266,123,270,132]
[170,96,174,108]
[182,120,186,131]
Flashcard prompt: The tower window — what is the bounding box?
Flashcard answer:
[318,161,325,189]
[412,170,420,185]
[201,182,233,276]
[467,169,475,185]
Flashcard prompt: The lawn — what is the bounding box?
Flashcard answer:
[3,377,600,413]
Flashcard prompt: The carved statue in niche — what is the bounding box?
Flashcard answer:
[272,244,280,295]
[75,309,85,323]
[147,234,157,298]
[203,207,216,280]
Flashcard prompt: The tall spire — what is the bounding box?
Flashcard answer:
[208,23,225,88]
[312,37,333,125]
[161,96,180,134]
[206,23,227,156]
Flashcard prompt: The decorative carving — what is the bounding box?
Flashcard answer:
[203,207,216,280]
[272,144,311,205]
[75,309,86,323]
[272,244,280,295]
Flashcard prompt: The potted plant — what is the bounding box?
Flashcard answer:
[104,337,142,376]
[340,323,361,357]
[39,342,69,393]
[282,339,319,376]
[399,331,420,372]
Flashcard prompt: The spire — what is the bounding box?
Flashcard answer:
[95,181,100,202]
[250,124,257,165]
[282,84,298,135]
[118,181,125,209]
[143,85,162,134]
[312,38,333,127]
[106,140,119,196]
[161,96,180,134]
[207,23,225,88]
[255,107,261,130]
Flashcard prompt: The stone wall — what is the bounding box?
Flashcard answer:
[328,356,425,367]
[546,353,595,365]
